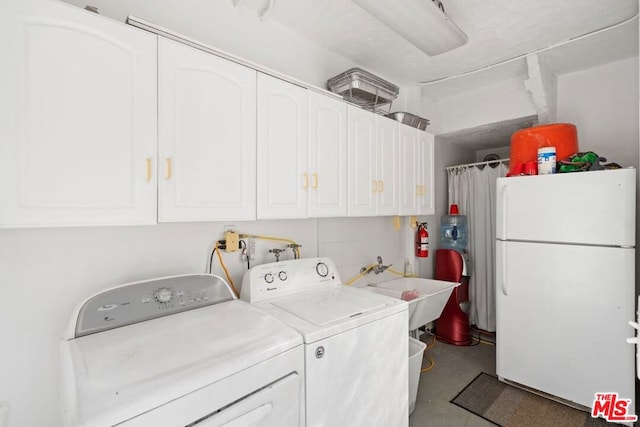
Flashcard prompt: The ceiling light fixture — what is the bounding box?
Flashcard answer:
[352,0,468,56]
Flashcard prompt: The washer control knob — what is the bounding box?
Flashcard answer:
[279,271,288,281]
[264,273,274,284]
[316,262,329,277]
[155,288,172,304]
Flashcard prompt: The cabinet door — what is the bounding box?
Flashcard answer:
[308,92,347,217]
[398,125,420,216]
[375,116,399,216]
[418,131,435,215]
[257,74,308,219]
[347,106,376,217]
[158,38,256,222]
[0,1,157,227]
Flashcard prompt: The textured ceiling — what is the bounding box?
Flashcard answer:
[251,0,638,85]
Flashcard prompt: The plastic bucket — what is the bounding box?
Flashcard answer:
[509,123,578,175]
[409,337,427,414]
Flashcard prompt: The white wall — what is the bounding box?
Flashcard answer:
[556,57,639,170]
[318,217,406,284]
[556,56,640,295]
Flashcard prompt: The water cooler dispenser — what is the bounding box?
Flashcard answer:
[434,249,472,346]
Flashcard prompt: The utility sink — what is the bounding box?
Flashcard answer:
[365,278,459,331]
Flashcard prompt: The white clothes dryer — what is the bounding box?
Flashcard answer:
[241,258,409,427]
[61,274,304,427]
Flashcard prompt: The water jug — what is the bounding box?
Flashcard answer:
[440,204,467,251]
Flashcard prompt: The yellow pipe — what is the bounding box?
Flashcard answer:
[344,264,377,286]
[214,241,240,298]
[387,267,417,278]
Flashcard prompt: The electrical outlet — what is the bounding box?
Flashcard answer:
[248,238,256,260]
[225,231,239,252]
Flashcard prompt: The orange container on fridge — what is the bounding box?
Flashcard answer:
[509,123,578,175]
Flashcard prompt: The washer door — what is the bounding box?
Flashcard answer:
[273,288,385,325]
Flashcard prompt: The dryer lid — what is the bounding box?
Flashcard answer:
[272,287,386,325]
[63,300,301,427]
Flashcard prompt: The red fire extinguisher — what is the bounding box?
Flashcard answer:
[415,222,429,258]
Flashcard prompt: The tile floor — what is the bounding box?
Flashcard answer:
[410,332,497,426]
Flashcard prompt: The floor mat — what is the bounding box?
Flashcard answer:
[451,372,627,426]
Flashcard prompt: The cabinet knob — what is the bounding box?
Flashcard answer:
[145,158,152,182]
[165,158,173,180]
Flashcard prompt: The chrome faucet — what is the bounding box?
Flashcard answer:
[361,256,392,275]
[374,256,391,274]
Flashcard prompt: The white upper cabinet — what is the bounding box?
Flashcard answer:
[257,74,309,219]
[399,125,420,215]
[347,106,377,216]
[399,126,434,215]
[375,115,400,216]
[307,92,348,217]
[347,106,399,216]
[0,2,157,227]
[418,131,435,215]
[0,1,435,226]
[157,38,257,222]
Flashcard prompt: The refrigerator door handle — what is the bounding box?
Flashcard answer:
[500,242,508,296]
[500,184,508,239]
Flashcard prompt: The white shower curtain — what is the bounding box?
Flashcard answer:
[447,163,507,332]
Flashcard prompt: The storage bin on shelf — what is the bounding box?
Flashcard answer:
[327,67,399,114]
[385,112,430,130]
[509,123,578,175]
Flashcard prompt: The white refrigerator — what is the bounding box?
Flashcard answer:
[496,168,636,411]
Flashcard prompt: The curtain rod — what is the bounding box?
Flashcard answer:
[444,158,509,171]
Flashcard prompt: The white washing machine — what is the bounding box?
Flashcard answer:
[240,258,409,427]
[61,274,305,427]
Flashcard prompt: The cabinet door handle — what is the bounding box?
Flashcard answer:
[500,242,508,296]
[379,180,384,193]
[165,158,173,180]
[421,185,425,196]
[372,180,378,194]
[303,173,309,189]
[145,157,152,182]
[415,185,420,196]
[312,173,318,189]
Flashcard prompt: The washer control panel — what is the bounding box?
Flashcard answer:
[74,274,235,337]
[240,257,342,303]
